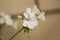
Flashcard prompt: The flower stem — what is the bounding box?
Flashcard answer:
[9,27,24,40]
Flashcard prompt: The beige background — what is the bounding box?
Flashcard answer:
[0,0,60,40]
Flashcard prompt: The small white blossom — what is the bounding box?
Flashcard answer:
[0,12,13,25]
[26,8,32,14]
[23,5,45,30]
[23,8,32,19]
[23,8,37,20]
[29,12,36,20]
[28,20,38,29]
[23,19,38,29]
[23,7,38,29]
[32,5,40,15]
[23,20,29,27]
[4,14,13,25]
[38,12,45,21]
[23,12,29,19]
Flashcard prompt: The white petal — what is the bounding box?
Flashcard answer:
[4,14,13,25]
[30,12,36,20]
[23,20,29,27]
[26,8,31,14]
[28,23,34,29]
[32,5,40,14]
[31,20,38,27]
[28,20,38,29]
[6,19,13,25]
[38,12,45,21]
[23,12,29,19]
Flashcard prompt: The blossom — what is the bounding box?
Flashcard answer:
[0,12,13,25]
[23,8,31,19]
[23,8,37,20]
[23,5,45,29]
[23,7,38,29]
[32,5,40,15]
[27,20,38,29]
[22,5,45,30]
[23,19,38,29]
[37,12,45,21]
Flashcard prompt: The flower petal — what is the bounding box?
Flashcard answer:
[4,14,13,25]
[23,20,29,27]
[38,12,45,21]
[23,12,29,19]
[32,5,40,15]
[28,20,38,29]
[26,8,31,14]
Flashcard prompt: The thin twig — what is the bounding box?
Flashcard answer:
[9,27,24,40]
[34,0,40,9]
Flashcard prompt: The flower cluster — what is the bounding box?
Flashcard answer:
[0,5,46,40]
[18,5,45,33]
[0,5,45,33]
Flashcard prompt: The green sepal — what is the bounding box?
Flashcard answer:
[23,27,30,33]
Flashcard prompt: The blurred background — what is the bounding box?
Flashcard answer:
[0,0,60,40]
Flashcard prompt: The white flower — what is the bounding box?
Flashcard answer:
[23,19,38,29]
[23,8,31,19]
[23,8,37,20]
[29,12,36,20]
[28,20,38,29]
[32,5,40,15]
[38,12,45,21]
[23,20,29,27]
[0,12,13,25]
[23,12,29,19]
[26,8,31,14]
[23,5,45,30]
[23,7,39,29]
[4,14,13,25]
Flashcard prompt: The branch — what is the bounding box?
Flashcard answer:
[9,27,24,40]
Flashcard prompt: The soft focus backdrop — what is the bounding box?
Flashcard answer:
[0,0,60,40]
